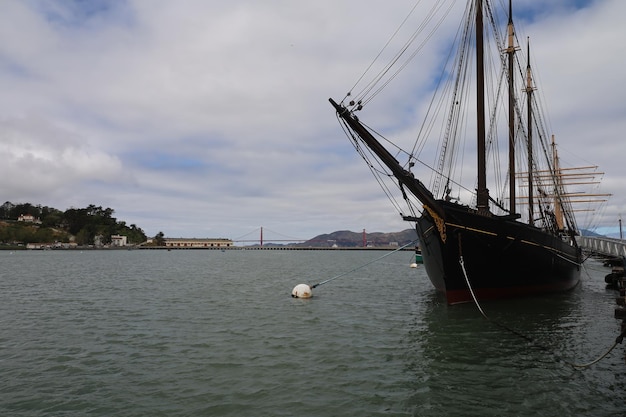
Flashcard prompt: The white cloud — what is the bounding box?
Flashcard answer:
[0,0,623,240]
[0,117,124,200]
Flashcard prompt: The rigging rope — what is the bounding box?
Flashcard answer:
[310,240,417,289]
[346,0,421,102]
[457,232,624,369]
[337,114,411,217]
[347,0,458,108]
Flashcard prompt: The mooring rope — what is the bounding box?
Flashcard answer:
[459,253,537,346]
[311,240,418,289]
[457,232,625,369]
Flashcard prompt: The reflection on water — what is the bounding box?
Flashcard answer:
[403,261,626,416]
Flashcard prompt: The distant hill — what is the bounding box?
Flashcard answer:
[293,229,418,248]
[580,229,603,237]
[285,228,610,248]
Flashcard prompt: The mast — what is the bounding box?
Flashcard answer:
[506,0,516,215]
[476,0,489,213]
[525,38,535,225]
[551,135,564,230]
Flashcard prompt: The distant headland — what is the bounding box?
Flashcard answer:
[0,201,419,250]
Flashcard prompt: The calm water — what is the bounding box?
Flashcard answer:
[0,249,624,416]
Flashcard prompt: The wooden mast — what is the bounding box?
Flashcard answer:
[525,38,535,225]
[551,135,564,230]
[476,0,489,214]
[506,0,516,215]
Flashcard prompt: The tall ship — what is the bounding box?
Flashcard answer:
[330,0,606,304]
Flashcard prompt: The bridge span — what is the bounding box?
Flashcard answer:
[577,236,626,259]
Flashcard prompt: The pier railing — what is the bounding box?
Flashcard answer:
[577,236,626,258]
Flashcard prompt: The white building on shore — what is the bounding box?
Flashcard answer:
[111,235,128,247]
[164,238,233,248]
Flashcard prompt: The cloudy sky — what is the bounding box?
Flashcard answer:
[1,0,624,242]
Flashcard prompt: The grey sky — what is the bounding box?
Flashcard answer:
[1,0,622,241]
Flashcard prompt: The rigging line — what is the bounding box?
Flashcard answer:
[429,1,476,197]
[358,155,405,215]
[402,190,422,220]
[351,1,432,103]
[414,155,476,198]
[337,116,406,214]
[336,94,477,207]
[346,0,423,101]
[398,182,421,220]
[310,240,418,289]
[340,116,396,181]
[438,47,472,198]
[350,0,458,106]
[358,116,459,186]
[358,0,458,108]
[361,152,406,215]
[410,0,470,161]
[360,121,415,168]
[458,232,622,369]
[345,113,477,210]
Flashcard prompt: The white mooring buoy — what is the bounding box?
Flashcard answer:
[291,283,312,298]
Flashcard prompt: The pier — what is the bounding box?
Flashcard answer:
[577,236,626,258]
[137,245,410,251]
[578,236,626,342]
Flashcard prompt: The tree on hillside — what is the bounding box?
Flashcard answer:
[0,201,148,246]
[41,210,63,228]
[154,231,166,246]
[125,224,147,244]
[63,205,116,237]
[0,201,14,219]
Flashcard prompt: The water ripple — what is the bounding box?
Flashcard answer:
[0,251,624,416]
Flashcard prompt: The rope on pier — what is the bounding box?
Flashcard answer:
[457,232,625,369]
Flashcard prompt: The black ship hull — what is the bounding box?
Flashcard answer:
[415,201,582,304]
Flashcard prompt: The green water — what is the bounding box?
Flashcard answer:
[0,250,624,416]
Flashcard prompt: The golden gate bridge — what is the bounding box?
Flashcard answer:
[232,227,370,247]
[232,227,308,246]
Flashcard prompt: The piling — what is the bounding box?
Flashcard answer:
[607,263,626,337]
